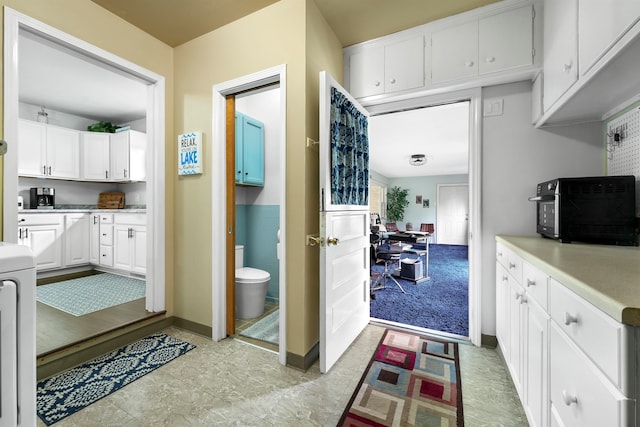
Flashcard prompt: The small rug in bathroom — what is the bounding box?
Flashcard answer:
[37,273,145,316]
[36,332,196,426]
[240,310,279,344]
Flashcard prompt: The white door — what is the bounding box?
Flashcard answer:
[319,71,370,373]
[437,184,469,245]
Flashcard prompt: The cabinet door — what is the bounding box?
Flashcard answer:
[131,226,146,275]
[89,214,100,264]
[508,277,526,399]
[240,115,265,186]
[18,120,47,176]
[110,132,130,181]
[65,214,90,266]
[128,131,146,181]
[113,225,132,271]
[235,113,243,183]
[26,224,63,270]
[46,125,80,179]
[525,299,549,427]
[431,20,478,84]
[82,132,110,180]
[348,46,385,98]
[384,36,424,93]
[479,5,533,75]
[495,262,510,357]
[542,0,578,112]
[579,0,640,75]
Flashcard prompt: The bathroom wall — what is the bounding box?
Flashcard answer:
[235,86,282,300]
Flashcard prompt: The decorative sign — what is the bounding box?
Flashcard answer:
[178,131,202,175]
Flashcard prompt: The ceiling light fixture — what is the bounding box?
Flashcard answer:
[409,154,426,166]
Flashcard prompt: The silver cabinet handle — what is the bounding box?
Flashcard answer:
[562,390,578,406]
[526,278,535,287]
[563,312,578,326]
[43,165,47,175]
[509,262,516,269]
[502,275,508,282]
[48,166,51,175]
[18,228,22,239]
[25,228,29,239]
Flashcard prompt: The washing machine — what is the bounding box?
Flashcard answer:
[0,243,36,427]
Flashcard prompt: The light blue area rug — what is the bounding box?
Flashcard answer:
[37,273,145,317]
[240,310,279,344]
[37,332,195,425]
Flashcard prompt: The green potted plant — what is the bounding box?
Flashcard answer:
[386,186,409,222]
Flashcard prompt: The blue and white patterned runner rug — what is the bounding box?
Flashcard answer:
[37,273,146,316]
[37,333,196,425]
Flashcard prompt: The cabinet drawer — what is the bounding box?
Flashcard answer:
[549,324,631,427]
[99,226,113,246]
[497,244,523,284]
[114,213,145,225]
[523,261,548,310]
[99,245,113,267]
[549,279,628,391]
[18,213,63,226]
[99,214,113,224]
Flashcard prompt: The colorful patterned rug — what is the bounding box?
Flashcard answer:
[36,332,195,425]
[339,329,464,426]
[37,272,146,316]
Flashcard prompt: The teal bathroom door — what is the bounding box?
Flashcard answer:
[318,71,370,374]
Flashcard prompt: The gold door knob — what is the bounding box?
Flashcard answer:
[327,237,339,246]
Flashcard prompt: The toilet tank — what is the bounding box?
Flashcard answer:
[235,245,244,268]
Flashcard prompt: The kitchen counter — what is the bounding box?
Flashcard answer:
[19,207,146,213]
[497,235,640,326]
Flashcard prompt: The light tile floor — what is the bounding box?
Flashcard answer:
[37,324,528,426]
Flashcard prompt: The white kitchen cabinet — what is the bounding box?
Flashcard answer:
[64,213,90,267]
[507,276,526,398]
[82,132,111,180]
[542,0,578,112]
[431,5,533,85]
[89,213,100,265]
[110,130,146,182]
[18,120,80,179]
[524,290,549,427]
[495,262,510,360]
[348,35,424,99]
[17,213,64,270]
[579,0,640,76]
[113,214,146,275]
[98,214,114,268]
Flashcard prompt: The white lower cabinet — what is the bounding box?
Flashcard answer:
[113,214,146,275]
[18,214,64,270]
[64,213,90,267]
[496,239,636,427]
[97,213,114,268]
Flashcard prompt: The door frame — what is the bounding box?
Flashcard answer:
[211,65,287,365]
[365,88,482,346]
[436,183,469,245]
[3,8,166,312]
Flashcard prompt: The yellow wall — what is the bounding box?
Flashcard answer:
[0,0,175,313]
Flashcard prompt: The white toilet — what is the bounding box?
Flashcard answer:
[235,245,270,319]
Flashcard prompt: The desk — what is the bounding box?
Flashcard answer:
[387,232,428,244]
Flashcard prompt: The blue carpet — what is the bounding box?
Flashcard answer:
[37,332,196,425]
[370,244,469,337]
[37,273,146,316]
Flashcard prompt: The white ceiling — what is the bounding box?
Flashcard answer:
[369,102,469,178]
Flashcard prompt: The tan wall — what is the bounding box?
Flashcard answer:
[173,0,312,355]
[0,0,175,313]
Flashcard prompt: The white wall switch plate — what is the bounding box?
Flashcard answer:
[483,98,504,117]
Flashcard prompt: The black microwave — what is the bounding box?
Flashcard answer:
[529,176,638,246]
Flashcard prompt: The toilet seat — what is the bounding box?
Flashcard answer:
[236,267,270,284]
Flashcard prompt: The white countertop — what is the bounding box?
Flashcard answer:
[497,235,640,326]
[18,208,146,214]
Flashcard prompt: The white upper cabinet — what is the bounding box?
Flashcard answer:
[348,35,424,99]
[82,131,111,180]
[431,21,478,84]
[432,5,533,85]
[478,6,533,75]
[110,130,146,182]
[18,120,80,179]
[579,0,640,76]
[542,0,578,112]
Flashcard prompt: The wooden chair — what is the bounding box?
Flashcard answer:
[420,223,434,233]
[385,222,399,232]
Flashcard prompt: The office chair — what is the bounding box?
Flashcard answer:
[371,244,405,299]
[385,222,399,232]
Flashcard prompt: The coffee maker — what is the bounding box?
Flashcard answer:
[30,187,55,209]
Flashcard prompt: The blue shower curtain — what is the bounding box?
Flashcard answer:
[330,87,369,206]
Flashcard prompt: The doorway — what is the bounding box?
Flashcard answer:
[366,89,482,346]
[3,9,166,355]
[211,66,287,365]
